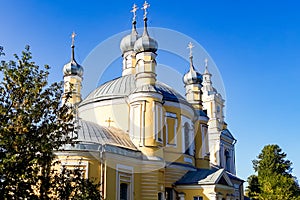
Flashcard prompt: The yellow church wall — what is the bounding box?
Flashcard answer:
[79,94,201,169]
[79,102,129,131]
[64,76,82,91]
[105,165,118,200]
[143,98,156,146]
[165,167,188,188]
[103,152,166,200]
[56,154,101,182]
[62,76,82,105]
[176,188,210,200]
[216,186,235,196]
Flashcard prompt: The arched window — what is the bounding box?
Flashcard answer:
[225,149,230,171]
[183,122,195,156]
[184,122,191,155]
[120,183,128,200]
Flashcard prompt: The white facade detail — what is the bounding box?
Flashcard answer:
[201,65,237,175]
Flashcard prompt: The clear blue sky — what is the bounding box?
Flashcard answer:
[1,0,300,182]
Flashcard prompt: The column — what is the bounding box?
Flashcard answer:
[178,193,185,200]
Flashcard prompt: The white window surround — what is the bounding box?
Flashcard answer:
[153,102,163,143]
[165,112,177,147]
[116,164,134,200]
[181,115,195,155]
[130,103,142,144]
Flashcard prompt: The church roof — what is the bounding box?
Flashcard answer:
[175,168,233,186]
[221,129,236,141]
[67,119,137,151]
[80,74,189,106]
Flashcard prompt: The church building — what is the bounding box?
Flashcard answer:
[57,2,244,200]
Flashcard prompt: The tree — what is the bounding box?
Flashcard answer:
[247,175,260,199]
[247,144,300,200]
[0,46,101,199]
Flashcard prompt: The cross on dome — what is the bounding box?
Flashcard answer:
[205,58,208,68]
[142,1,150,19]
[187,42,194,57]
[71,32,76,46]
[131,4,138,21]
[105,117,114,127]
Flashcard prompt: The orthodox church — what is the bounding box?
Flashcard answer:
[58,2,244,200]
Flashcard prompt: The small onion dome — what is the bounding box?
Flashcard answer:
[63,59,83,77]
[134,18,158,53]
[120,21,139,54]
[183,56,202,85]
[63,45,83,77]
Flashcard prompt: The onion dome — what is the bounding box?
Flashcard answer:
[134,2,158,53]
[183,57,202,85]
[63,33,83,77]
[120,22,139,54]
[120,4,140,54]
[183,42,202,85]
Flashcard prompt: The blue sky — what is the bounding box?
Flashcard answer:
[1,0,300,182]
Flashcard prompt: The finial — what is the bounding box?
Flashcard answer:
[141,1,150,36]
[204,58,211,75]
[204,58,208,68]
[187,42,194,58]
[71,32,76,61]
[187,42,195,69]
[131,4,138,22]
[71,32,76,47]
[142,1,150,19]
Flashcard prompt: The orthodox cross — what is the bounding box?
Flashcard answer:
[131,4,138,21]
[204,58,208,68]
[71,32,76,46]
[187,42,194,57]
[142,1,150,19]
[105,117,114,127]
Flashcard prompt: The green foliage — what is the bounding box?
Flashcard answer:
[247,175,260,199]
[246,144,300,200]
[0,46,101,199]
[51,165,101,200]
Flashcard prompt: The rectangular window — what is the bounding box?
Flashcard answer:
[120,183,128,200]
[130,104,141,143]
[154,102,163,143]
[193,196,203,200]
[165,113,177,146]
[165,188,174,200]
[201,125,209,158]
[117,164,133,200]
[157,192,163,200]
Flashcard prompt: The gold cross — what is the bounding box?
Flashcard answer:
[105,117,114,127]
[142,1,150,18]
[187,42,194,57]
[71,32,76,46]
[131,4,138,21]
